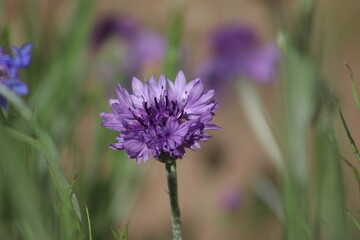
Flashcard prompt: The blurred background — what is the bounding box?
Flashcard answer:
[1,0,360,239]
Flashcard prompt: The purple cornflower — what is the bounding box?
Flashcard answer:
[91,16,166,78]
[0,43,32,107]
[100,71,219,163]
[197,25,279,90]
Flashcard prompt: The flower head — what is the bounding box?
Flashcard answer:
[0,43,32,108]
[100,71,219,163]
[197,25,279,90]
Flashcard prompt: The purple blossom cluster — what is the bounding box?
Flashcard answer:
[91,16,166,78]
[100,71,219,163]
[0,43,32,107]
[197,25,279,90]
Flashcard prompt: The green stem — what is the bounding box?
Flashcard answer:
[165,158,182,240]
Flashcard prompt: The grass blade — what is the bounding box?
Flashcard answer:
[337,104,360,164]
[0,84,83,223]
[86,204,93,240]
[344,62,360,111]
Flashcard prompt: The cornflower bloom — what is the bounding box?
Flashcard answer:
[100,71,219,240]
[0,43,32,108]
[100,71,219,163]
[197,25,279,91]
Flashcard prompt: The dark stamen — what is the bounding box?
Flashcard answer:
[165,95,169,108]
[144,102,151,116]
[138,117,147,127]
[154,97,160,110]
[129,108,145,126]
[171,101,177,112]
[149,118,155,126]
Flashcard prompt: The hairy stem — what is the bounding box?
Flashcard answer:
[165,158,182,240]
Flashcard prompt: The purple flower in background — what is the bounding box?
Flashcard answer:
[197,25,279,90]
[91,16,166,78]
[122,30,166,77]
[100,71,219,163]
[220,188,243,212]
[0,43,32,108]
[91,16,139,50]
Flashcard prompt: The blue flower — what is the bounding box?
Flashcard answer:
[11,43,33,68]
[0,43,32,108]
[100,71,219,163]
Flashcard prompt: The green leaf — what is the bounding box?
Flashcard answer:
[0,82,32,121]
[337,104,360,165]
[2,127,47,154]
[86,204,93,240]
[344,62,360,111]
[0,83,83,223]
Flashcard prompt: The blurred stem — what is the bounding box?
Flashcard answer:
[327,126,349,239]
[163,157,182,240]
[283,172,309,240]
[279,35,315,240]
[236,80,284,170]
[0,26,10,47]
[164,7,183,80]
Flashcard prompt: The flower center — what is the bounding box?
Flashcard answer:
[139,94,184,129]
